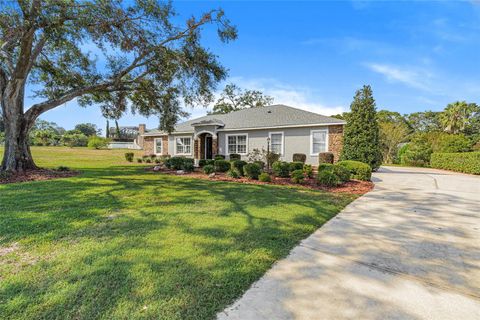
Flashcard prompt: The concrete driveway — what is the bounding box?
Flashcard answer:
[218,166,480,320]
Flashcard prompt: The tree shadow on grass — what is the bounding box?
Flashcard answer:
[0,167,355,319]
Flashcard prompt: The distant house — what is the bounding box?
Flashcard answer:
[108,126,142,149]
[139,105,345,165]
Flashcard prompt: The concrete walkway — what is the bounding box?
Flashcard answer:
[218,166,480,320]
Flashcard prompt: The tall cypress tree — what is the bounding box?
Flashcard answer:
[341,85,383,169]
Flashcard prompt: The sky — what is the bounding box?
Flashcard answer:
[29,0,480,132]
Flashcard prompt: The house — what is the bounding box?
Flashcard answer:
[139,105,345,165]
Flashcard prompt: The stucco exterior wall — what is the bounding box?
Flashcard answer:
[217,125,343,165]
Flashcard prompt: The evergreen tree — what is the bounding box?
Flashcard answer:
[341,85,383,169]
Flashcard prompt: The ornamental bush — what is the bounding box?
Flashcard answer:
[214,154,226,160]
[332,165,351,183]
[231,160,247,176]
[336,160,372,181]
[203,165,214,174]
[229,153,241,160]
[87,136,109,149]
[124,152,134,162]
[243,163,262,180]
[319,152,334,164]
[289,161,304,172]
[259,172,271,182]
[165,157,194,170]
[318,163,334,172]
[198,159,207,167]
[292,153,306,163]
[291,169,305,184]
[317,170,340,187]
[254,160,265,170]
[183,162,194,173]
[227,169,240,179]
[214,159,230,172]
[266,152,280,168]
[272,161,290,177]
[430,152,480,175]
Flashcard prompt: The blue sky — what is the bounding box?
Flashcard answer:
[31,0,480,132]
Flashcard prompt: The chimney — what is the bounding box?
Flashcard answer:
[139,124,146,135]
[137,124,146,149]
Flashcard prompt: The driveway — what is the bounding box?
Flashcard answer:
[218,166,480,320]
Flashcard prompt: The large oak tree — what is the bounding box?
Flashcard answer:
[0,0,236,172]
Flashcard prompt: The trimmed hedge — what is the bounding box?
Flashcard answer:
[124,152,134,162]
[215,155,226,160]
[318,163,334,172]
[336,160,371,181]
[332,165,351,183]
[289,161,304,172]
[214,159,230,172]
[203,165,214,174]
[430,152,480,175]
[165,157,194,170]
[244,163,262,180]
[292,153,306,163]
[272,161,290,177]
[231,160,247,176]
[259,172,271,182]
[291,169,305,184]
[319,152,334,164]
[317,170,340,187]
[229,153,241,160]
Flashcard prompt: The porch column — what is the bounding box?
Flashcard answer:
[194,138,200,160]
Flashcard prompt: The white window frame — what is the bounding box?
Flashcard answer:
[154,138,163,155]
[268,131,284,155]
[310,128,329,156]
[225,133,249,155]
[174,136,193,155]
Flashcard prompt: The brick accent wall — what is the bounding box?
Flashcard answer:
[143,136,168,156]
[212,138,218,158]
[328,125,344,162]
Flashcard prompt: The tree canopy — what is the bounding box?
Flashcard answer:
[0,0,237,172]
[209,83,274,114]
[74,123,100,137]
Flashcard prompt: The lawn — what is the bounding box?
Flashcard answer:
[0,147,357,319]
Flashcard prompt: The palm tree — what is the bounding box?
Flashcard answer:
[440,101,479,134]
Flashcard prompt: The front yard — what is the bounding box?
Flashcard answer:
[0,147,357,319]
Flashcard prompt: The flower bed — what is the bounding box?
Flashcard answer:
[0,169,78,184]
[147,167,373,195]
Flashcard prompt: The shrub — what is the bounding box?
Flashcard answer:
[62,132,88,147]
[124,152,134,162]
[266,152,280,168]
[231,160,247,176]
[203,164,215,174]
[154,158,161,164]
[229,153,241,160]
[56,166,70,171]
[272,161,290,177]
[165,157,194,170]
[183,162,195,173]
[214,159,230,172]
[430,152,480,175]
[243,163,262,180]
[332,165,351,183]
[198,159,207,167]
[205,159,215,166]
[215,155,226,160]
[292,153,307,163]
[289,161,304,172]
[254,160,265,170]
[259,172,271,182]
[149,154,156,160]
[337,160,372,181]
[291,169,305,184]
[319,152,334,164]
[435,134,472,153]
[318,163,334,172]
[142,155,149,160]
[303,164,314,178]
[227,169,240,179]
[317,170,340,187]
[136,158,143,163]
[87,136,109,149]
[145,158,152,163]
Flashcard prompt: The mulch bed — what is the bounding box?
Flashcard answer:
[148,167,374,195]
[0,169,79,185]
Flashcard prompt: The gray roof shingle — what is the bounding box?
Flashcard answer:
[145,104,345,134]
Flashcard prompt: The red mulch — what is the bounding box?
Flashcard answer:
[148,167,374,195]
[0,169,79,185]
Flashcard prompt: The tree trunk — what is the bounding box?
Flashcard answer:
[1,85,38,173]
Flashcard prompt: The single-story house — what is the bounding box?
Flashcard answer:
[138,104,345,165]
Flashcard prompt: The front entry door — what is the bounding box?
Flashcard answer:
[205,136,213,159]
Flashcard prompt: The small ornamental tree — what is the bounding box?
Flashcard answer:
[0,1,236,173]
[341,85,382,170]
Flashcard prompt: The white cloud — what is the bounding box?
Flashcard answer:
[364,63,433,91]
[221,77,347,116]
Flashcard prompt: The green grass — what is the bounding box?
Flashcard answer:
[0,147,357,319]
